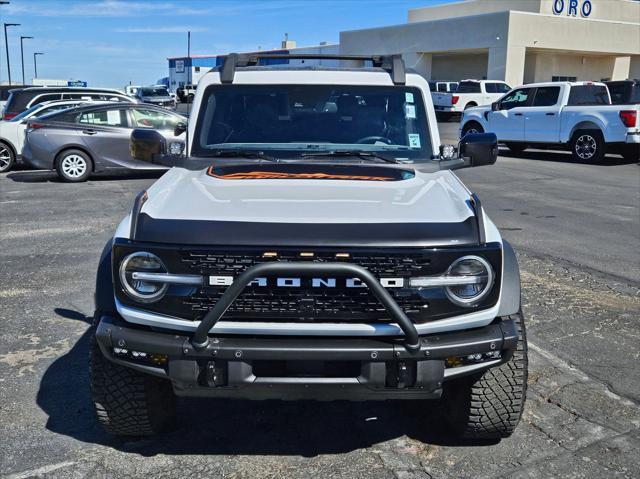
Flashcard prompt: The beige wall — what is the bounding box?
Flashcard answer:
[431,53,488,80]
[524,51,633,82]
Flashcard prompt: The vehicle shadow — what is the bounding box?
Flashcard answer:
[6,169,165,183]
[37,308,498,457]
[499,147,639,166]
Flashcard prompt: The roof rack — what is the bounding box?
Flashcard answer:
[219,53,406,85]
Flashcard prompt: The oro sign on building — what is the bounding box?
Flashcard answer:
[552,0,593,17]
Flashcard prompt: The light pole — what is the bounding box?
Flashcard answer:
[20,36,33,85]
[33,52,43,79]
[3,22,20,85]
[0,2,9,84]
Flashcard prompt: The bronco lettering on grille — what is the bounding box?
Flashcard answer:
[208,276,405,288]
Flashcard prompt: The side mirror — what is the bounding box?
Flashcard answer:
[491,102,499,111]
[130,128,165,164]
[459,133,498,167]
[174,121,187,137]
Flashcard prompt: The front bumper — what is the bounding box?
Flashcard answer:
[95,314,518,400]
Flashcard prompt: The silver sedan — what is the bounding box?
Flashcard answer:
[22,103,186,182]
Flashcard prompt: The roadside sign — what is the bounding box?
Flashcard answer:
[67,80,88,87]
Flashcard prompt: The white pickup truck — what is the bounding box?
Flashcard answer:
[433,80,511,118]
[460,81,640,162]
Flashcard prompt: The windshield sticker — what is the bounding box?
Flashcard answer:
[408,134,421,149]
[405,104,416,119]
[405,92,415,103]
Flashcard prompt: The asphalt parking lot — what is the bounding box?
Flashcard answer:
[1,122,639,478]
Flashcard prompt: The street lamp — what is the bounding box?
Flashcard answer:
[20,36,33,85]
[3,22,20,85]
[33,52,43,79]
[0,2,9,83]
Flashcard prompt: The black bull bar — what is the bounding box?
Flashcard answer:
[190,262,421,352]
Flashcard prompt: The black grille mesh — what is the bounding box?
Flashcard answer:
[179,250,431,321]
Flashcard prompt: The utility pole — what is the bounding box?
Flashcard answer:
[33,52,43,79]
[4,22,20,85]
[0,2,9,84]
[20,35,33,85]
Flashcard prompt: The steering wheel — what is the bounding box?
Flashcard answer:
[355,136,392,145]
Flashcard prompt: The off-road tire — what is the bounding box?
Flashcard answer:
[89,333,176,436]
[443,311,528,440]
[505,142,527,155]
[461,122,484,137]
[570,129,605,163]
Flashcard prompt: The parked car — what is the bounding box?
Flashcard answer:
[0,84,30,114]
[176,84,197,103]
[429,81,458,93]
[90,53,527,441]
[460,81,640,161]
[124,85,141,97]
[433,80,511,119]
[21,103,186,181]
[0,99,101,173]
[605,79,640,105]
[134,86,176,109]
[2,87,134,121]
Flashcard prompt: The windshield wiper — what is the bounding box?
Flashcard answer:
[300,150,399,164]
[206,150,277,162]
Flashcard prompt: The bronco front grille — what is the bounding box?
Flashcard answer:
[113,242,502,324]
[180,251,431,278]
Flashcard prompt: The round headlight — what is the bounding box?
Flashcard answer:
[119,252,168,303]
[445,255,494,307]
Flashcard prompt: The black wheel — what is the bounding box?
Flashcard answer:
[461,122,484,137]
[90,333,176,436]
[464,102,477,110]
[55,149,92,182]
[505,142,528,155]
[443,311,528,440]
[570,130,605,162]
[187,93,194,102]
[0,141,16,173]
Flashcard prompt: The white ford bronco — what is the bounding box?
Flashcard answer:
[91,54,527,439]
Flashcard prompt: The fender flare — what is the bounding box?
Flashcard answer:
[498,240,521,316]
[94,238,116,317]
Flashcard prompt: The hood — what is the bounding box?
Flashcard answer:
[134,163,478,247]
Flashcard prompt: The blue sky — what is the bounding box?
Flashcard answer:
[0,0,445,88]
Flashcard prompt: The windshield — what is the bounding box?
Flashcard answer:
[141,87,169,97]
[193,84,433,161]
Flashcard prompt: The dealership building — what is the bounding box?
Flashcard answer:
[340,0,640,87]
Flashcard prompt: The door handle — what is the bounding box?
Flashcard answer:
[82,129,97,135]
[514,113,523,116]
[545,112,556,116]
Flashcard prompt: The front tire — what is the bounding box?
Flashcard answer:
[443,311,528,440]
[56,149,92,182]
[90,333,176,436]
[461,122,484,137]
[570,130,605,163]
[0,142,16,173]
